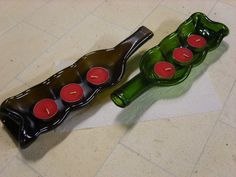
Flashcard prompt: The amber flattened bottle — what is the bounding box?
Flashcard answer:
[0,26,153,148]
[111,12,229,108]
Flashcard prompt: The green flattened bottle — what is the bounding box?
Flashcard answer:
[111,12,229,108]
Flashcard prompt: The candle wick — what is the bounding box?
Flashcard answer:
[69,91,77,95]
[164,67,172,71]
[195,39,201,42]
[45,108,50,115]
[183,53,189,58]
[90,75,98,78]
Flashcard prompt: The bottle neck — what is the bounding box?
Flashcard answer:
[115,26,153,60]
[111,73,152,107]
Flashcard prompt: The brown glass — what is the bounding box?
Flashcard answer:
[0,26,153,148]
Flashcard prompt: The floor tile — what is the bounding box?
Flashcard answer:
[221,0,236,7]
[121,112,219,177]
[208,66,235,104]
[17,15,129,86]
[220,82,236,128]
[0,0,47,35]
[0,22,56,90]
[206,2,236,103]
[161,0,217,15]
[0,1,235,177]
[0,12,17,36]
[207,41,235,103]
[96,144,174,177]
[0,157,41,177]
[25,0,103,38]
[0,124,18,172]
[141,5,187,50]
[93,0,161,30]
[192,122,236,177]
[208,2,236,79]
[18,125,125,177]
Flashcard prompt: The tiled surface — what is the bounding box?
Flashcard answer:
[93,0,162,30]
[0,157,42,177]
[192,122,236,177]
[208,2,236,80]
[0,1,235,177]
[121,112,220,177]
[18,126,125,177]
[25,0,103,38]
[221,0,236,7]
[0,22,56,90]
[0,0,47,35]
[0,124,18,172]
[161,0,218,15]
[95,144,175,177]
[220,82,236,128]
[141,5,187,50]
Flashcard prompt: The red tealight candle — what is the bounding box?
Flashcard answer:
[154,61,176,79]
[173,47,193,63]
[33,98,58,120]
[86,67,110,85]
[187,34,207,48]
[60,83,84,103]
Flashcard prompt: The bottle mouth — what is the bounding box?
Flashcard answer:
[111,92,127,108]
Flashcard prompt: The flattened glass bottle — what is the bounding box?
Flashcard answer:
[111,12,229,107]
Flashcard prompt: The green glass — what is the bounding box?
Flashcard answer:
[111,12,229,108]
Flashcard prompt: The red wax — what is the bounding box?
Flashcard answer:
[33,98,58,120]
[60,83,84,103]
[187,34,207,48]
[86,67,110,85]
[173,47,193,63]
[154,61,176,79]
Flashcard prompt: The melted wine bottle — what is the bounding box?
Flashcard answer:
[111,12,229,108]
[0,26,153,148]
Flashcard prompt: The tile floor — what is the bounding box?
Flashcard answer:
[0,0,235,177]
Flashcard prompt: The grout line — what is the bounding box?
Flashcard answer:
[16,156,44,177]
[207,0,220,15]
[189,80,236,177]
[0,23,19,40]
[120,143,177,177]
[90,0,131,31]
[91,0,106,13]
[0,0,50,40]
[10,13,93,88]
[91,0,164,33]
[2,0,105,91]
[93,128,129,177]
[160,3,190,16]
[0,154,17,175]
[23,0,107,40]
[160,0,219,17]
[15,77,31,87]
[133,0,165,30]
[90,14,130,32]
[21,0,51,21]
[23,21,60,39]
[218,119,236,130]
[218,0,236,8]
